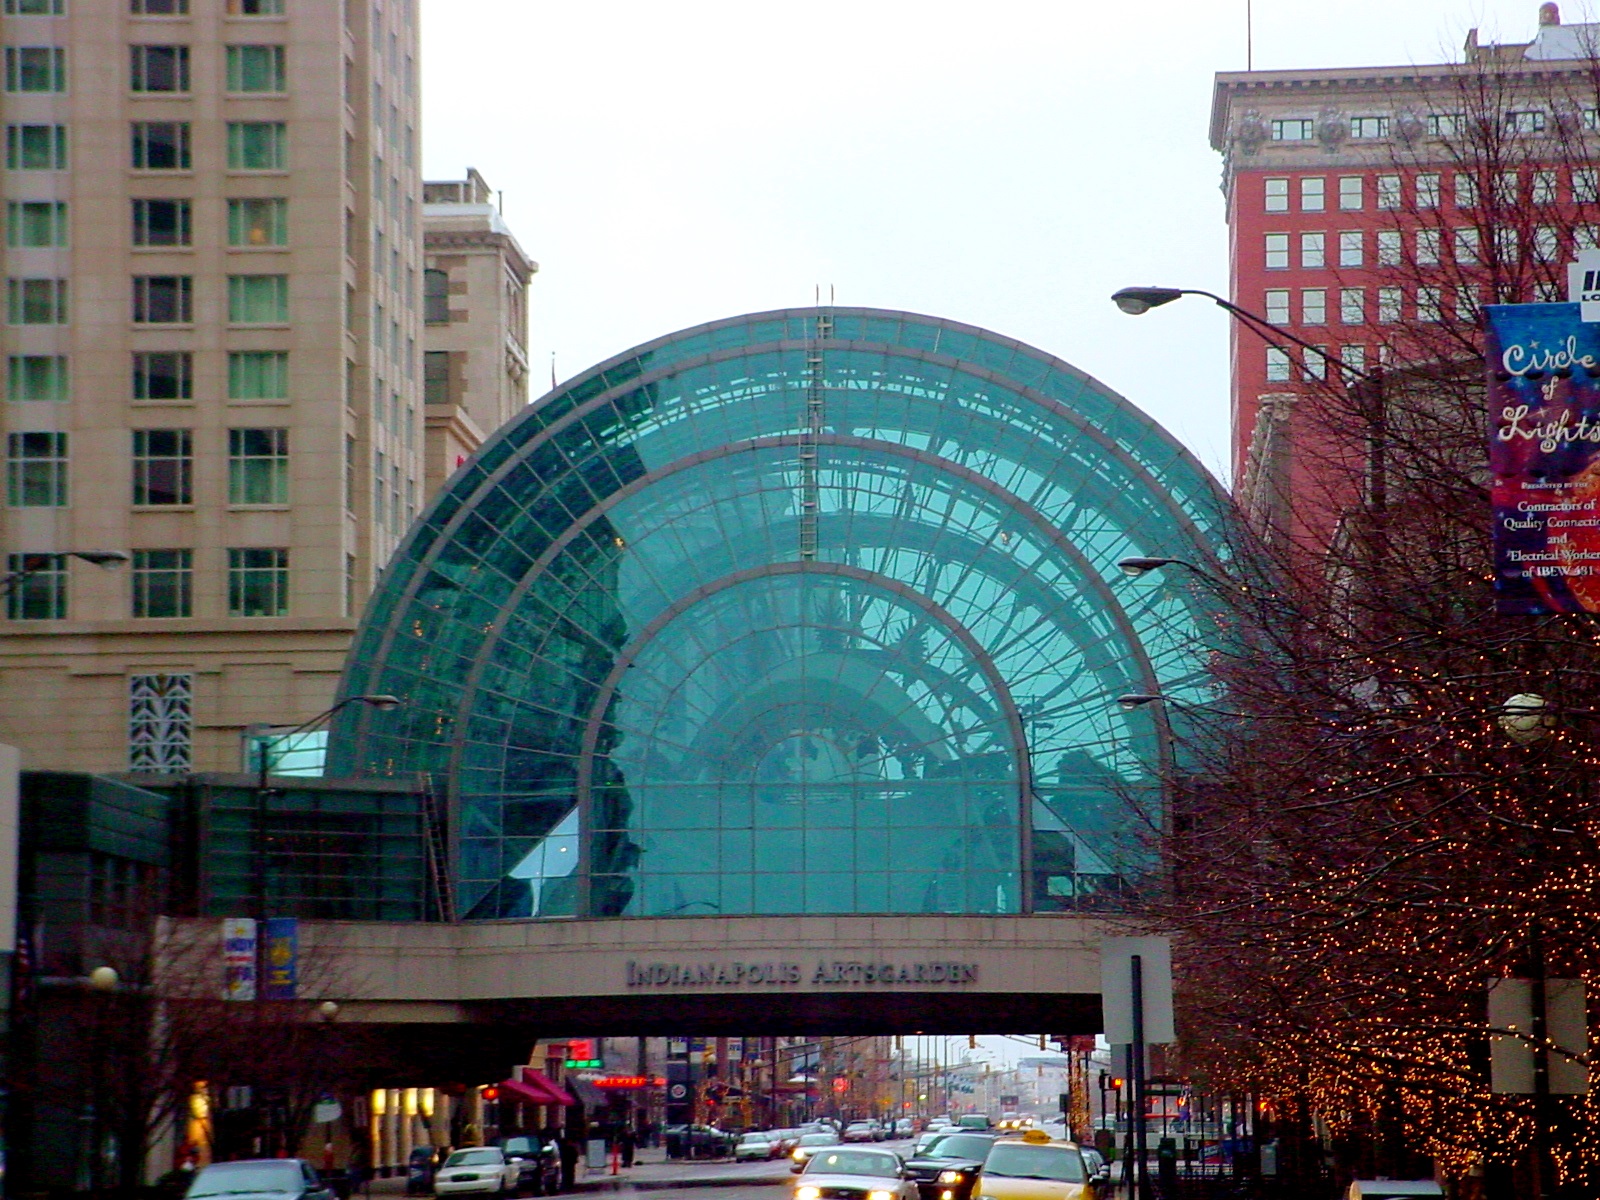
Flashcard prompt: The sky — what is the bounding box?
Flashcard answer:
[419,0,1572,485]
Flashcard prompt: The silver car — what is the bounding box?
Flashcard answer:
[793,1147,918,1200]
[434,1147,520,1197]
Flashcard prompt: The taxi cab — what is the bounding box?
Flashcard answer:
[972,1129,1092,1200]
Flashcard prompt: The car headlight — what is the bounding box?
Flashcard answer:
[797,1187,821,1200]
[869,1191,895,1200]
[937,1171,966,1184]
[793,1149,805,1159]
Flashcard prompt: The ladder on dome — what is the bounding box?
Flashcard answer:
[418,773,456,922]
[799,308,831,560]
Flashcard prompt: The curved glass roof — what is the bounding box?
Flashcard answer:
[329,308,1230,920]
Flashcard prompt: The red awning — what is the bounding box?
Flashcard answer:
[501,1071,575,1108]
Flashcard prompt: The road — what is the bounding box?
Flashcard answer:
[601,1139,919,1200]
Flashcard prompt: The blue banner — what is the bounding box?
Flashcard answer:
[1487,302,1600,614]
[262,917,298,1000]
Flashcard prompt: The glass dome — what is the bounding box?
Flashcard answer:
[329,308,1229,920]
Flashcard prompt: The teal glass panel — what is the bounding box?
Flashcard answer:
[329,308,1230,919]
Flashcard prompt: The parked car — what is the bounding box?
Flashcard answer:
[433,1147,520,1197]
[903,1131,1000,1200]
[736,1132,777,1161]
[665,1123,738,1159]
[790,1131,844,1168]
[1345,1184,1444,1199]
[770,1129,802,1155]
[500,1135,561,1194]
[792,1147,918,1200]
[894,1118,915,1137]
[187,1160,336,1200]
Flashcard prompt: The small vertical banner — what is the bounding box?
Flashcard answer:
[261,916,298,1000]
[222,917,257,1001]
[1486,302,1600,613]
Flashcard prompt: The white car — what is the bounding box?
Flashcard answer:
[434,1147,520,1197]
[736,1132,776,1161]
[794,1147,918,1200]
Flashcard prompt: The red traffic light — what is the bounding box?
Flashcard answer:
[1110,1078,1125,1091]
[482,1086,500,1101]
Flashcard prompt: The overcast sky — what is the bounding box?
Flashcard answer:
[419,0,1569,485]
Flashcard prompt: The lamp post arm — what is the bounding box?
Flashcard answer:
[1175,288,1377,383]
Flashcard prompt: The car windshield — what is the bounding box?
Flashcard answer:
[799,1134,839,1145]
[188,1163,302,1197]
[922,1134,994,1160]
[982,1144,1084,1184]
[445,1150,503,1168]
[740,1134,769,1144]
[805,1151,900,1178]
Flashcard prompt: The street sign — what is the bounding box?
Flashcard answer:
[1100,936,1175,1044]
[1568,248,1600,322]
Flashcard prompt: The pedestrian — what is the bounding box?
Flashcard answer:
[620,1126,636,1169]
[558,1129,579,1192]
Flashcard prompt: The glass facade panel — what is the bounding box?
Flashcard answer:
[328,308,1228,921]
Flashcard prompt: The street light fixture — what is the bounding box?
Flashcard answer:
[0,550,130,599]
[1116,694,1166,712]
[1111,285,1375,383]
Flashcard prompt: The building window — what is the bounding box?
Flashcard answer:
[131,549,191,618]
[228,427,288,504]
[6,0,66,11]
[1265,347,1290,382]
[131,428,191,505]
[1416,174,1440,209]
[1578,225,1600,252]
[228,274,288,324]
[1576,169,1600,205]
[1375,175,1400,210]
[1264,178,1288,213]
[8,355,67,401]
[1377,286,1402,324]
[5,47,66,92]
[129,44,188,91]
[228,351,287,400]
[128,673,192,772]
[344,552,356,617]
[1300,177,1325,212]
[1505,110,1546,135]
[344,435,356,515]
[1414,228,1441,266]
[1453,228,1479,265]
[131,121,190,170]
[1417,286,1443,322]
[1427,112,1463,137]
[1340,289,1365,325]
[1493,171,1520,207]
[227,121,286,170]
[1338,231,1363,268]
[7,431,67,506]
[1349,115,1389,139]
[1532,170,1558,205]
[132,0,189,11]
[1270,118,1314,141]
[1301,289,1326,326]
[1495,227,1519,264]
[7,200,66,248]
[225,44,285,92]
[423,268,449,323]
[1299,232,1324,269]
[133,275,192,324]
[1338,176,1363,211]
[1534,226,1559,263]
[5,124,66,169]
[228,547,288,616]
[229,0,285,12]
[227,197,287,246]
[131,198,191,247]
[1340,344,1366,378]
[6,553,65,619]
[424,350,451,403]
[7,277,67,324]
[1457,286,1481,322]
[133,351,191,400]
[1455,173,1479,208]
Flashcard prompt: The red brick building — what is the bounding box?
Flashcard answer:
[1210,3,1600,541]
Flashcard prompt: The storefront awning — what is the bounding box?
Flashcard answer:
[501,1071,575,1107]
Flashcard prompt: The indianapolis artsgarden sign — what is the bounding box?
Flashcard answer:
[625,959,980,988]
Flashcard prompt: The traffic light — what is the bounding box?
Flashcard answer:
[482,1086,500,1102]
[1110,1077,1125,1091]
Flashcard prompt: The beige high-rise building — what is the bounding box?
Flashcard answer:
[0,0,423,773]
[421,168,535,498]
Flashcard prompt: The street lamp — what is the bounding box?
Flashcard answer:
[0,550,129,604]
[1111,285,1375,383]
[251,694,403,920]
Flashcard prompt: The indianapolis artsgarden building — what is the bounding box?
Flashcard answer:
[327,307,1227,921]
